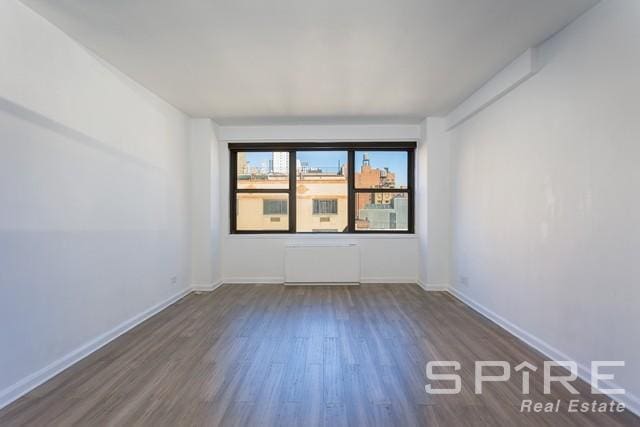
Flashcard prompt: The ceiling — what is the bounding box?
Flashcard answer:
[21,0,597,124]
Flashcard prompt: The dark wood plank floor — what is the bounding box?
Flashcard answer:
[0,284,637,426]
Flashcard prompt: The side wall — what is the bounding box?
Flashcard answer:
[449,0,640,410]
[190,119,223,288]
[0,0,191,406]
[419,118,451,288]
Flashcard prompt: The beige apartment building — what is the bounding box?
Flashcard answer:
[236,174,348,232]
[236,155,409,231]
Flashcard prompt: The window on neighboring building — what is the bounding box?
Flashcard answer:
[296,151,347,232]
[230,142,415,233]
[313,199,338,215]
[263,199,288,215]
[236,193,289,231]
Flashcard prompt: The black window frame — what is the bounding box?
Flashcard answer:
[229,142,416,234]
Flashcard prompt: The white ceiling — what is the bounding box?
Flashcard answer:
[21,0,596,124]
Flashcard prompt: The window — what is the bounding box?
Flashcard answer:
[353,151,410,231]
[263,199,288,215]
[230,142,415,233]
[313,199,338,215]
[236,193,288,231]
[355,192,408,231]
[296,151,347,232]
[237,152,289,189]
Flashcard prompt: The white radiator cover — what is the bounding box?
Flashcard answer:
[284,243,360,284]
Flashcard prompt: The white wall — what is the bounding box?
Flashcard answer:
[189,119,222,287]
[449,0,640,411]
[0,0,191,407]
[417,121,429,285]
[217,125,420,284]
[219,124,421,142]
[420,117,451,288]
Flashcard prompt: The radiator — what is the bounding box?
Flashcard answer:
[284,243,360,285]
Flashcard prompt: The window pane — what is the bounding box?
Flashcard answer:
[313,199,338,215]
[237,152,289,189]
[263,199,288,215]
[355,192,409,231]
[354,151,408,189]
[237,193,289,231]
[296,151,348,232]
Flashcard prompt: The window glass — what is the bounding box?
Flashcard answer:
[231,145,413,233]
[355,192,409,231]
[263,199,288,215]
[236,193,289,231]
[354,151,408,189]
[237,152,289,189]
[296,151,348,232]
[313,199,338,215]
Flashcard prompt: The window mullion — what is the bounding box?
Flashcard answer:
[408,148,415,234]
[353,188,410,193]
[230,150,237,233]
[289,150,296,233]
[347,150,355,232]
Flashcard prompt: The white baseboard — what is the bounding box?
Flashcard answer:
[359,277,418,284]
[222,277,419,285]
[417,281,450,291]
[191,280,223,292]
[447,287,640,417]
[284,282,360,286]
[221,276,285,284]
[0,287,191,411]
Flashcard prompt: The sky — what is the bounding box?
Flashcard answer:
[242,151,407,186]
[297,151,347,173]
[355,151,407,186]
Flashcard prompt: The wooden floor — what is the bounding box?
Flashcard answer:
[0,284,637,426]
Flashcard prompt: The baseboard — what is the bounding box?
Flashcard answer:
[417,280,450,291]
[191,280,223,292]
[284,282,360,286]
[447,287,640,417]
[222,277,419,285]
[359,277,418,284]
[221,277,284,284]
[0,287,191,411]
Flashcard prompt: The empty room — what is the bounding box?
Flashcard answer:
[1,0,638,425]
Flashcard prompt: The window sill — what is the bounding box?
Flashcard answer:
[226,233,417,240]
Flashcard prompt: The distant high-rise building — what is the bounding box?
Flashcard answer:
[272,152,289,174]
[354,153,397,211]
[237,152,248,174]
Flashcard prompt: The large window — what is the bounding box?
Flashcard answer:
[230,142,415,233]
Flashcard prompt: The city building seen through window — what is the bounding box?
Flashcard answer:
[230,143,415,233]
